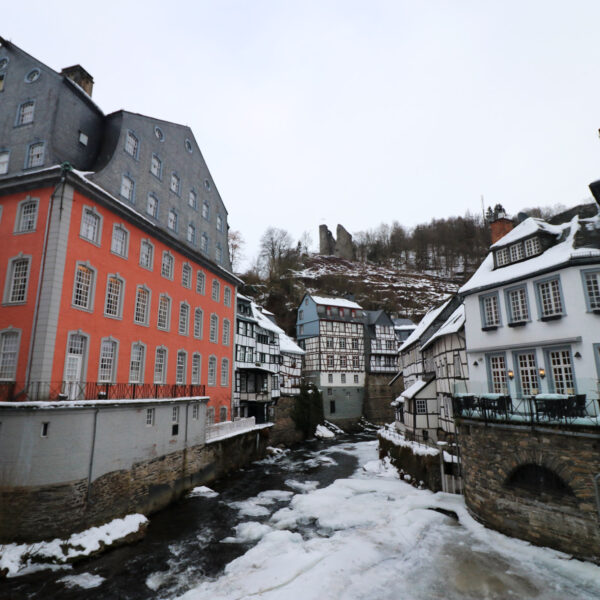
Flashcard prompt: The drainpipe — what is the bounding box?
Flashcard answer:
[86,407,99,503]
[25,164,71,390]
[594,473,600,521]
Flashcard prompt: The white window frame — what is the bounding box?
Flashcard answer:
[120,174,135,203]
[15,197,39,233]
[211,280,220,302]
[170,172,180,195]
[134,285,151,325]
[110,223,129,258]
[194,308,203,339]
[154,346,168,384]
[139,239,154,270]
[80,206,102,245]
[0,151,10,175]
[221,358,229,386]
[72,261,96,312]
[26,142,44,168]
[150,154,162,179]
[0,328,21,381]
[196,271,206,294]
[209,314,219,343]
[146,194,159,219]
[4,255,31,304]
[176,350,187,384]
[129,342,146,384]
[157,294,172,331]
[536,277,564,319]
[182,263,192,288]
[208,355,217,386]
[104,273,125,319]
[161,251,174,280]
[179,302,190,336]
[222,319,230,345]
[98,337,118,383]
[192,353,202,385]
[125,131,139,158]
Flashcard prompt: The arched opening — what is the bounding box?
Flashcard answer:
[505,463,575,499]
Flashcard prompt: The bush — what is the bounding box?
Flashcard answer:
[291,383,324,437]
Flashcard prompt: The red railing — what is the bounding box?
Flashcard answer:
[0,381,206,402]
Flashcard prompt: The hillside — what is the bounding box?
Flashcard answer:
[240,254,461,336]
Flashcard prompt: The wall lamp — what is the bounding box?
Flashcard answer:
[574,352,582,359]
[473,361,478,367]
[538,368,546,379]
[507,370,514,379]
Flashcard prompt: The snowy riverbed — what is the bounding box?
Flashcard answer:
[2,437,599,599]
[174,440,600,600]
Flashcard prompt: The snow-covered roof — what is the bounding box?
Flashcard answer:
[420,305,465,351]
[237,293,252,302]
[401,378,431,400]
[490,217,564,249]
[252,304,282,335]
[249,303,304,354]
[399,297,452,352]
[279,331,304,355]
[460,215,600,294]
[310,295,362,309]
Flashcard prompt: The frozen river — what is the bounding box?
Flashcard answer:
[2,432,600,599]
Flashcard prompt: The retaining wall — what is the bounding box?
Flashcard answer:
[0,400,271,543]
[458,421,600,563]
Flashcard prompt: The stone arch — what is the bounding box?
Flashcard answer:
[505,447,575,491]
[504,463,575,500]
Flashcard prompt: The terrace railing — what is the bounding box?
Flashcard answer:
[452,392,600,429]
[0,381,206,403]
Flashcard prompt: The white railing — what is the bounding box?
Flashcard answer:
[205,416,256,441]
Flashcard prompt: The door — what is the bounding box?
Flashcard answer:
[63,334,86,399]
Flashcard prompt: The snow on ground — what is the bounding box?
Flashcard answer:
[188,486,219,498]
[178,441,600,600]
[58,572,105,589]
[0,514,147,578]
[315,424,335,439]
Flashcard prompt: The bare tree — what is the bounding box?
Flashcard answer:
[259,227,295,278]
[228,230,245,272]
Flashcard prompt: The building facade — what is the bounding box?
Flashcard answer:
[0,39,239,419]
[395,296,465,441]
[296,294,366,425]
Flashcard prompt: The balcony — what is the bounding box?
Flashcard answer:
[0,381,206,403]
[452,393,600,429]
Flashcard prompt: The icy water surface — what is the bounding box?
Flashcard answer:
[2,432,600,600]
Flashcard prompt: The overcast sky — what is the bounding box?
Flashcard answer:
[6,1,600,269]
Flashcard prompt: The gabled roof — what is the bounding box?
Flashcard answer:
[399,297,453,352]
[420,305,465,351]
[460,214,600,295]
[310,295,363,309]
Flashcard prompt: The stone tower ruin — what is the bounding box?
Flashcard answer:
[319,224,356,260]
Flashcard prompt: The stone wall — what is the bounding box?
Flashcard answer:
[364,373,401,425]
[269,395,304,447]
[458,421,600,563]
[0,427,271,543]
[378,435,442,491]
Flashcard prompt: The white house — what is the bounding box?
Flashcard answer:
[458,211,600,413]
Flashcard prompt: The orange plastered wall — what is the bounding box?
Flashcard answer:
[52,190,235,416]
[0,188,53,382]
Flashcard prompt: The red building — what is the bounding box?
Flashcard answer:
[0,39,239,421]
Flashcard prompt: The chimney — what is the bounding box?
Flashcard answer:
[589,180,600,209]
[61,64,94,97]
[490,215,514,245]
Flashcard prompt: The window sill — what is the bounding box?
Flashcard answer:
[541,314,562,322]
[481,325,499,331]
[508,321,527,328]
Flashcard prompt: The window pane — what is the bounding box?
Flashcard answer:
[18,201,37,232]
[105,276,122,316]
[0,332,19,380]
[9,259,30,303]
[73,264,92,308]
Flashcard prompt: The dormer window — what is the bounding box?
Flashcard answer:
[525,237,541,257]
[496,247,509,267]
[509,243,524,262]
